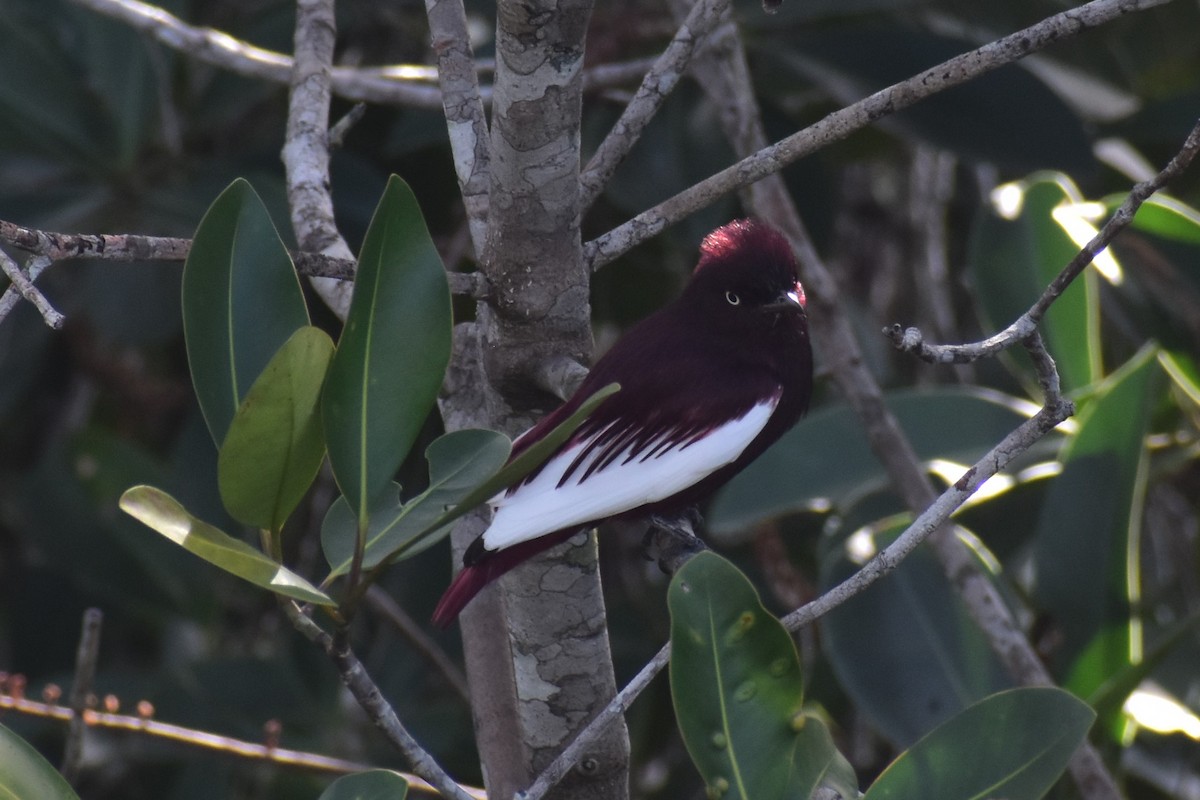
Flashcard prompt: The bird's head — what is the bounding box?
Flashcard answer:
[685,219,807,336]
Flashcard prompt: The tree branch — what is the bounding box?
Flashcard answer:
[425,0,491,255]
[284,605,477,800]
[69,0,450,108]
[60,608,103,783]
[70,0,661,112]
[0,251,62,329]
[578,0,729,210]
[0,219,489,301]
[887,117,1200,365]
[283,0,356,318]
[584,0,1179,270]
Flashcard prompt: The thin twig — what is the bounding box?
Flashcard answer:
[283,605,477,800]
[0,255,53,326]
[0,219,489,300]
[2,679,487,797]
[69,0,654,112]
[584,0,1179,270]
[886,117,1200,365]
[328,102,367,149]
[578,0,730,209]
[363,586,470,704]
[61,608,103,783]
[0,250,64,329]
[779,399,1072,633]
[68,0,450,108]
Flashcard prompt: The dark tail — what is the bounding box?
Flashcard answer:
[431,529,580,627]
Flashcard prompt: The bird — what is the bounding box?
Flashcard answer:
[432,219,813,627]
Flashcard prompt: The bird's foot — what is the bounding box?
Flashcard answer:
[643,508,707,575]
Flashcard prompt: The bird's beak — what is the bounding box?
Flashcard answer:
[763,283,805,312]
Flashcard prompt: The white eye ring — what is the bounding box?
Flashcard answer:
[725,291,741,306]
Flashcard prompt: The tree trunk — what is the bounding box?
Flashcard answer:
[439,0,631,797]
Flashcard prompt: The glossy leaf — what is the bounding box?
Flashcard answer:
[1159,350,1200,409]
[1031,345,1162,695]
[709,387,1051,535]
[120,485,334,606]
[862,688,1094,800]
[183,178,310,446]
[1107,193,1200,244]
[318,770,408,800]
[321,175,452,520]
[821,521,1011,746]
[670,551,843,800]
[968,174,1101,394]
[322,429,510,576]
[407,383,621,543]
[218,326,334,531]
[0,720,82,800]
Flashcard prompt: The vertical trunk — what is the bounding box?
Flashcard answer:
[440,0,631,798]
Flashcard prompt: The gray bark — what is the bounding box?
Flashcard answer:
[438,0,631,797]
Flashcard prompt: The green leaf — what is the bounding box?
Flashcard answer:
[321,175,452,520]
[821,520,1011,747]
[119,485,334,606]
[218,326,334,531]
[183,178,310,446]
[407,383,621,545]
[0,720,82,800]
[1159,350,1200,409]
[318,770,408,800]
[968,173,1102,394]
[862,688,1094,800]
[709,387,1051,535]
[322,429,511,576]
[669,552,844,800]
[1031,345,1162,695]
[1107,193,1200,244]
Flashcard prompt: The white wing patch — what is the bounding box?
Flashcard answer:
[481,398,778,553]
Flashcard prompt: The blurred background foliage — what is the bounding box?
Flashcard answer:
[1,0,1199,797]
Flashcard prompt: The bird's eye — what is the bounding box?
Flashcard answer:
[725,291,741,306]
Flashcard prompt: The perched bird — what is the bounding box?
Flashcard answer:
[433,219,813,626]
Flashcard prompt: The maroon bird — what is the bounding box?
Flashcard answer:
[432,220,813,626]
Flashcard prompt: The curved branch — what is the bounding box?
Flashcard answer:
[578,0,730,209]
[584,0,1179,270]
[0,218,489,301]
[886,117,1200,365]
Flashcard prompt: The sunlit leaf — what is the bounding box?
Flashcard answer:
[321,175,452,521]
[1159,350,1200,409]
[862,688,1094,800]
[969,173,1102,394]
[184,179,309,446]
[219,326,334,531]
[1106,193,1200,244]
[670,552,844,800]
[120,485,334,606]
[322,429,510,576]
